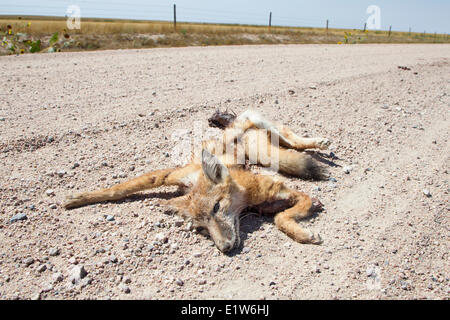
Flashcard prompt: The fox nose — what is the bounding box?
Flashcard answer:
[219,241,234,252]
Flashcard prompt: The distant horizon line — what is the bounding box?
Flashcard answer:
[1,14,447,34]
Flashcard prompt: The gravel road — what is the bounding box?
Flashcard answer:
[0,44,449,300]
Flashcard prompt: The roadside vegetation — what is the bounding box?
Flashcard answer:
[1,15,448,55]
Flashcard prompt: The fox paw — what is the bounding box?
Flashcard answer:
[308,230,323,245]
[311,197,323,212]
[315,138,331,150]
[63,193,85,209]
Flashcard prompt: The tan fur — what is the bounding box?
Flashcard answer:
[64,110,329,252]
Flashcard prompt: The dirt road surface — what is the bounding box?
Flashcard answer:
[0,44,449,300]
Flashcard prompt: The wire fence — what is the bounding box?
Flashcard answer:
[1,1,447,34]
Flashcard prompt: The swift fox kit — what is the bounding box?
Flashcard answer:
[64,109,330,252]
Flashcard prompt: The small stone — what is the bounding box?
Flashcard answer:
[242,247,251,254]
[31,292,41,300]
[49,248,60,256]
[53,272,63,283]
[71,163,80,169]
[49,203,57,209]
[122,276,131,284]
[313,266,321,273]
[312,186,321,192]
[69,265,87,284]
[37,264,47,273]
[269,280,276,286]
[0,117,5,121]
[343,166,353,174]
[57,170,66,177]
[68,257,78,264]
[328,177,337,182]
[193,252,202,258]
[118,172,127,178]
[47,136,54,143]
[119,283,130,293]
[106,215,115,221]
[109,255,118,263]
[10,213,27,223]
[198,279,207,285]
[328,183,337,189]
[23,257,34,266]
[366,266,375,277]
[45,189,55,196]
[155,233,168,243]
[423,189,431,197]
[174,219,184,227]
[176,279,184,286]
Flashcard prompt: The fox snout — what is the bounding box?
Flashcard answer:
[215,239,235,252]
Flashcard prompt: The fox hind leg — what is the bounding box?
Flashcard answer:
[273,188,323,244]
[278,125,330,150]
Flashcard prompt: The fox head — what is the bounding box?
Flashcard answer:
[171,150,246,252]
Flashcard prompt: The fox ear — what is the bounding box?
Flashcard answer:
[201,149,229,184]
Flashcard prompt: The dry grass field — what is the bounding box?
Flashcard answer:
[1,15,449,55]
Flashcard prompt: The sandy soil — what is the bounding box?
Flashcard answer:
[0,44,449,300]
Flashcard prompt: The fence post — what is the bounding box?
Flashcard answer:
[388,25,391,37]
[269,12,272,31]
[326,19,329,33]
[173,4,177,31]
[363,22,366,32]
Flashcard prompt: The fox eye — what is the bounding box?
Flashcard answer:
[212,202,220,214]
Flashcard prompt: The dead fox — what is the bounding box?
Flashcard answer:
[64,109,330,252]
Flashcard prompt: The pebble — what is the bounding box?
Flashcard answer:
[119,283,131,293]
[155,233,168,243]
[343,166,353,174]
[0,117,5,121]
[122,276,131,284]
[176,279,184,286]
[198,279,207,285]
[68,257,78,264]
[328,183,337,189]
[49,248,60,256]
[49,204,57,209]
[69,265,88,284]
[57,170,66,177]
[53,272,64,283]
[242,247,251,254]
[23,257,34,266]
[47,136,54,143]
[422,189,431,197]
[106,215,115,221]
[118,172,127,178]
[10,213,27,223]
[328,177,337,182]
[37,264,47,273]
[31,292,41,300]
[193,252,202,258]
[45,189,55,196]
[174,219,184,227]
[71,162,80,169]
